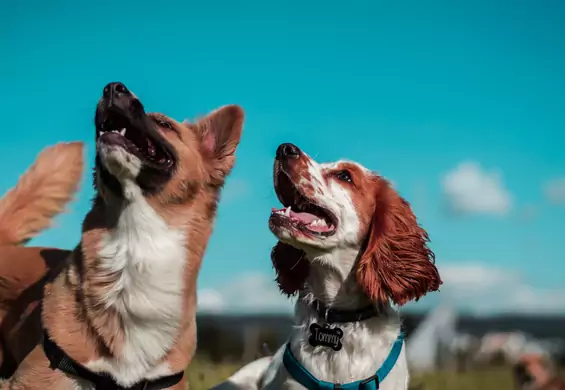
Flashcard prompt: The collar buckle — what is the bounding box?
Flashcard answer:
[360,374,379,387]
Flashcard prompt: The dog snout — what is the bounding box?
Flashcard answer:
[101,82,137,112]
[276,143,301,160]
[103,82,129,98]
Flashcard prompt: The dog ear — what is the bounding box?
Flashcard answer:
[356,185,442,306]
[194,105,244,184]
[271,241,309,296]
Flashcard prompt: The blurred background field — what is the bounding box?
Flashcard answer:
[182,312,565,389]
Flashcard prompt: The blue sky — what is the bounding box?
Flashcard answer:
[2,0,564,315]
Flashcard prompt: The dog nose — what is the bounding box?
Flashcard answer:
[102,82,135,112]
[276,143,300,160]
[103,82,129,98]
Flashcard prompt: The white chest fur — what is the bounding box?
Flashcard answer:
[291,315,408,389]
[88,183,187,387]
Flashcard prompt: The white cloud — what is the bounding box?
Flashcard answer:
[198,267,565,316]
[437,263,565,314]
[197,289,225,313]
[197,272,294,314]
[440,264,519,291]
[441,162,511,215]
[544,178,565,205]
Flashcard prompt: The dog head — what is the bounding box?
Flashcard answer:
[94,82,244,213]
[269,143,441,306]
[514,354,565,390]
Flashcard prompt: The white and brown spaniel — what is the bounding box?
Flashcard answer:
[213,142,442,390]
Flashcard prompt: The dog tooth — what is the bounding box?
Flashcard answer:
[284,206,291,216]
[119,128,126,136]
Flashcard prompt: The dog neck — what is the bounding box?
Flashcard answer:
[288,247,405,386]
[300,246,373,310]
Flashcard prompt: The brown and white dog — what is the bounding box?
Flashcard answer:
[514,354,565,390]
[213,143,441,390]
[0,82,244,389]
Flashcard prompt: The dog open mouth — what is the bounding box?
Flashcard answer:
[270,171,337,236]
[97,111,174,170]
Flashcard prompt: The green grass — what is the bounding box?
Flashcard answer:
[186,358,242,389]
[409,366,514,390]
[185,357,516,390]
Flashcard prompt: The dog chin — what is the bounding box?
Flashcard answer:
[272,225,335,252]
[98,144,142,181]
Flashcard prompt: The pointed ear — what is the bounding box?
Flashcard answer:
[271,241,309,296]
[193,105,244,184]
[356,186,442,306]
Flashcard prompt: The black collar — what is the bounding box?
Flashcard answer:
[311,299,381,323]
[42,329,184,390]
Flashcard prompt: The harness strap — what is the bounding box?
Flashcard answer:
[42,329,184,390]
[283,333,404,390]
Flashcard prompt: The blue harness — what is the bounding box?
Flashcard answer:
[282,332,404,390]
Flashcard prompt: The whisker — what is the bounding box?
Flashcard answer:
[290,253,305,271]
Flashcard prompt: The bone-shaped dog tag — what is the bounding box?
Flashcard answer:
[308,323,343,351]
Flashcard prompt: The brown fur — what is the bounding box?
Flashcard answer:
[0,143,83,377]
[0,143,83,246]
[356,181,441,306]
[0,102,244,389]
[271,162,442,306]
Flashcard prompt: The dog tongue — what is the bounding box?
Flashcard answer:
[289,210,318,224]
[271,207,333,232]
[271,207,319,224]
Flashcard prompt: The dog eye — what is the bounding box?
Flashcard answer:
[335,170,352,183]
[158,120,173,130]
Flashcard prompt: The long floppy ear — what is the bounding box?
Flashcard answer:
[271,242,310,296]
[356,185,442,306]
[193,105,244,185]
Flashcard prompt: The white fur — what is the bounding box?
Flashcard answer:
[72,378,95,390]
[85,148,186,387]
[213,154,409,390]
[98,143,142,180]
